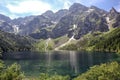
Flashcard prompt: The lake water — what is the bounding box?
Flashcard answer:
[2,51,119,78]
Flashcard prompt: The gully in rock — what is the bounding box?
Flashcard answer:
[45,38,51,51]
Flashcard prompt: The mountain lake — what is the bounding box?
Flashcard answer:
[2,51,120,78]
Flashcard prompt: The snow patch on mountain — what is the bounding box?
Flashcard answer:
[12,25,19,34]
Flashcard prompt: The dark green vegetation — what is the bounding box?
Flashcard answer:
[74,61,120,80]
[0,30,34,54]
[61,28,120,53]
[60,44,78,50]
[38,61,120,80]
[0,60,24,80]
[1,60,120,80]
[39,73,70,80]
[34,39,54,52]
[93,28,120,52]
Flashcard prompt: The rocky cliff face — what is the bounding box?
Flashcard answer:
[108,7,119,20]
[0,21,13,33]
[0,14,11,22]
[0,3,120,39]
[52,3,109,39]
[107,7,120,28]
[0,14,13,33]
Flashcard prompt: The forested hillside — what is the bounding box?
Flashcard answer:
[0,30,34,54]
[61,28,120,53]
[93,28,120,52]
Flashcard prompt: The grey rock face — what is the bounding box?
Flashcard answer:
[0,3,120,39]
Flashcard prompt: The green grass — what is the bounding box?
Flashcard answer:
[34,38,55,52]
[74,61,120,80]
[53,35,69,47]
[33,35,79,51]
[59,28,120,53]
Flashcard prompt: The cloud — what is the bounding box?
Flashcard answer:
[63,1,71,9]
[6,0,52,15]
[57,0,76,9]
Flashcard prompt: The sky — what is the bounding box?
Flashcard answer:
[0,0,120,19]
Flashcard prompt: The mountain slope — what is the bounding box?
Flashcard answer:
[0,14,11,22]
[92,28,120,52]
[52,3,109,39]
[0,3,120,40]
[60,28,120,53]
[0,30,34,53]
[0,3,120,52]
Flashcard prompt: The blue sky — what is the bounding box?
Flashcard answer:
[0,0,120,19]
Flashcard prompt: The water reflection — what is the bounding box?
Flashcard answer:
[2,51,118,77]
[46,52,52,66]
[69,51,78,74]
[87,53,93,67]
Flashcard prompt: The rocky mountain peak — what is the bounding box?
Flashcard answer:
[42,9,69,22]
[42,10,54,18]
[108,7,120,28]
[11,16,35,25]
[55,9,68,15]
[0,3,120,40]
[54,9,69,21]
[69,3,88,14]
[69,3,86,8]
[110,7,118,14]
[90,6,107,15]
[0,14,11,22]
[90,6,100,10]
[108,7,119,20]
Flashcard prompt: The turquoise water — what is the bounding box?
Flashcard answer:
[2,51,119,77]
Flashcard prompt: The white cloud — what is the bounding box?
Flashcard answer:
[57,0,72,9]
[6,0,52,15]
[63,1,71,9]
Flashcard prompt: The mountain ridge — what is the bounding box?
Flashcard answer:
[0,3,120,39]
[0,3,120,52]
